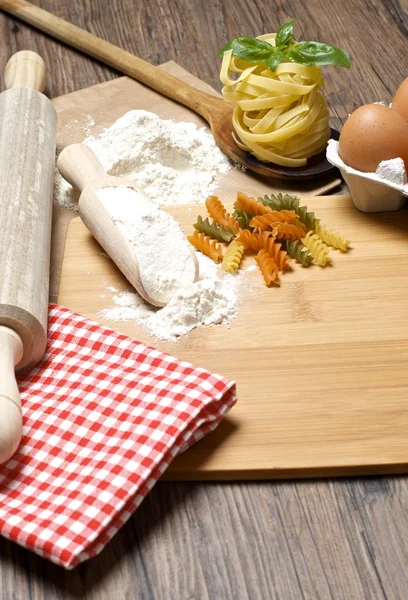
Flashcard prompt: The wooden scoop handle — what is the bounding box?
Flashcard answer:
[5,50,46,91]
[0,327,23,464]
[0,0,223,122]
[57,143,107,192]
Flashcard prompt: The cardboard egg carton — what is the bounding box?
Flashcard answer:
[327,139,408,213]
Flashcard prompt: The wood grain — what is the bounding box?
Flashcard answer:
[0,0,407,598]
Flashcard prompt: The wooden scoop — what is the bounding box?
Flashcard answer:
[0,0,338,181]
[57,144,199,308]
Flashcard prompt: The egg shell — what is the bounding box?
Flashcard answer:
[338,104,408,172]
[391,77,408,123]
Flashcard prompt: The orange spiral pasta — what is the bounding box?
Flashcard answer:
[272,222,307,241]
[236,229,275,251]
[187,231,223,263]
[234,191,273,216]
[250,212,301,231]
[262,236,290,271]
[235,230,289,270]
[205,196,240,233]
[255,249,280,286]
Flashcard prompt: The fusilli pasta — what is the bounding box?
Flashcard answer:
[194,215,235,243]
[232,206,255,231]
[255,249,280,286]
[314,222,349,251]
[302,231,330,266]
[260,193,316,229]
[187,231,223,263]
[222,240,246,273]
[284,239,313,267]
[250,212,301,230]
[205,196,240,232]
[234,191,273,216]
[236,229,275,251]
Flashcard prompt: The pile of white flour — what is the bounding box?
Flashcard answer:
[55,109,231,210]
[100,253,240,342]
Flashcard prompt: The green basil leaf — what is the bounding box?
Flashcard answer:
[275,18,296,49]
[287,41,351,67]
[217,36,274,62]
[265,50,287,72]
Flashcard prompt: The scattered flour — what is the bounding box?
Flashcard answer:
[55,109,231,210]
[100,253,240,342]
[375,157,407,187]
[98,186,198,305]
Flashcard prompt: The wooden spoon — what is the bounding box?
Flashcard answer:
[57,144,199,308]
[0,0,339,181]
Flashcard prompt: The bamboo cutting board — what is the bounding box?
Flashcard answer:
[58,195,408,480]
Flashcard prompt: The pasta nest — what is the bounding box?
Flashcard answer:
[220,34,330,167]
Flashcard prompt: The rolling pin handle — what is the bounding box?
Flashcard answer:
[4,50,46,92]
[57,143,107,192]
[0,327,24,465]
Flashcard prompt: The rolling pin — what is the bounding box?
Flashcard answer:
[57,144,199,307]
[0,51,57,464]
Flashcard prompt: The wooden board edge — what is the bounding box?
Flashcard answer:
[162,462,408,481]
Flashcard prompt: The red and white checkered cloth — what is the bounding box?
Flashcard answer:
[0,304,236,569]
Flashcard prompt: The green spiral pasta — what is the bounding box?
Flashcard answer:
[194,216,235,243]
[232,206,254,231]
[284,239,313,267]
[259,192,316,229]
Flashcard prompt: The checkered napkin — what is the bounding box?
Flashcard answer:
[0,304,236,569]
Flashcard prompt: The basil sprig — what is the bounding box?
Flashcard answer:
[218,19,350,71]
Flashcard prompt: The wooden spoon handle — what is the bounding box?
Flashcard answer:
[57,143,107,192]
[0,326,23,464]
[4,50,46,91]
[0,0,224,122]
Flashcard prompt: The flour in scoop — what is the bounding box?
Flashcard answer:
[98,186,240,340]
[98,186,198,305]
[55,109,231,210]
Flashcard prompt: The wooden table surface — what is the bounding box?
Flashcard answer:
[1,1,407,598]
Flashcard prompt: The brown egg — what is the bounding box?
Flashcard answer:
[391,77,408,123]
[338,104,408,172]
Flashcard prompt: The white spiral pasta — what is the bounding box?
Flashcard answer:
[314,221,350,251]
[219,34,330,167]
[302,231,331,266]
